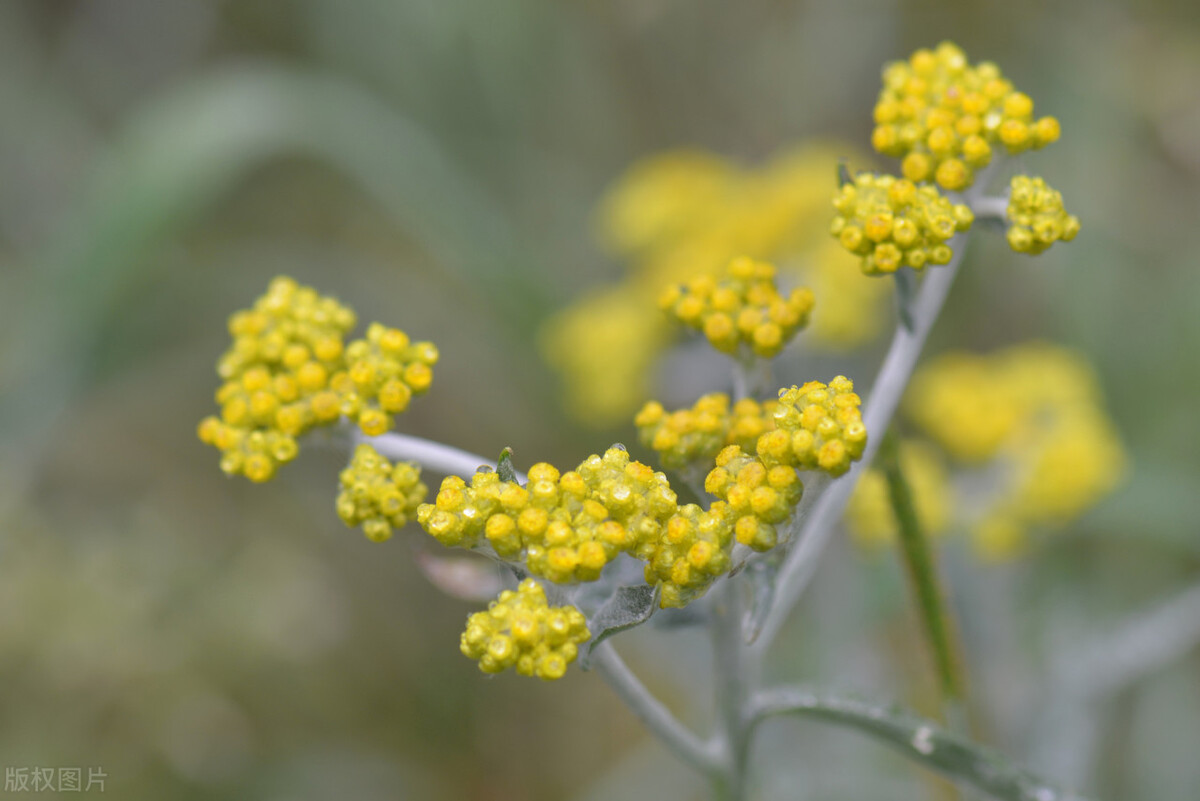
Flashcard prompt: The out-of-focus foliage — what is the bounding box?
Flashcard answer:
[2,1,1200,799]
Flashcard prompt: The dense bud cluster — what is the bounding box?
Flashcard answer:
[760,377,867,477]
[872,41,1061,191]
[460,579,590,680]
[704,446,803,552]
[634,394,779,470]
[198,277,435,481]
[645,502,735,608]
[831,173,974,275]
[417,448,679,583]
[335,444,427,542]
[334,323,438,437]
[1005,176,1080,255]
[659,256,815,357]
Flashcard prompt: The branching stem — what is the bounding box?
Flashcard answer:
[590,641,721,777]
[749,688,1090,801]
[361,431,528,484]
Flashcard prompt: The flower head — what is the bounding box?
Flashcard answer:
[199,278,437,480]
[1005,175,1081,255]
[460,579,590,680]
[645,502,735,608]
[704,445,803,552]
[906,344,1125,558]
[763,377,867,477]
[634,394,779,471]
[660,256,815,358]
[831,173,973,275]
[417,447,678,583]
[336,444,427,542]
[872,41,1061,190]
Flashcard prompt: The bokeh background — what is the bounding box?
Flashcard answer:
[2,1,1199,799]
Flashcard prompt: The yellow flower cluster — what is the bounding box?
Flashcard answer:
[704,446,803,552]
[872,41,1061,191]
[1005,176,1081,255]
[417,448,678,583]
[335,444,427,543]
[644,502,735,608]
[760,377,867,477]
[541,144,889,427]
[659,256,816,358]
[334,323,438,437]
[198,277,436,481]
[846,440,952,549]
[460,579,590,680]
[633,394,778,471]
[831,173,974,275]
[905,344,1125,558]
[198,277,356,481]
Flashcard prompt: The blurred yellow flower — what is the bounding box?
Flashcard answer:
[905,343,1125,558]
[545,143,890,426]
[847,440,953,549]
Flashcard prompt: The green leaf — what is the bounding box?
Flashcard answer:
[837,159,853,187]
[496,447,517,484]
[742,557,781,645]
[580,584,660,668]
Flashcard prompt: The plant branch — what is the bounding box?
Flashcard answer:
[1068,579,1200,698]
[969,195,1008,221]
[750,688,1089,801]
[590,641,721,777]
[360,431,528,484]
[711,580,752,800]
[754,243,966,653]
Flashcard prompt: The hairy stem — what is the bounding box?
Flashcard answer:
[754,246,966,653]
[360,431,528,484]
[711,580,752,800]
[749,688,1090,801]
[880,430,967,706]
[590,641,720,777]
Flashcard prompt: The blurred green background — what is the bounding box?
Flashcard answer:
[2,1,1199,799]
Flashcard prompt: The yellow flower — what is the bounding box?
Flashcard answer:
[830,172,973,275]
[460,579,590,680]
[872,41,1062,191]
[335,322,438,437]
[335,444,427,542]
[1005,175,1081,255]
[660,256,815,358]
[544,144,891,427]
[539,284,670,427]
[417,447,678,584]
[765,377,867,477]
[704,445,803,552]
[634,394,779,471]
[906,343,1125,558]
[645,502,735,608]
[199,277,438,480]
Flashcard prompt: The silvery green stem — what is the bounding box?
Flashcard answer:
[590,641,721,777]
[970,195,1009,221]
[711,579,752,801]
[1034,580,1200,783]
[753,246,965,654]
[749,688,1090,801]
[359,431,528,484]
